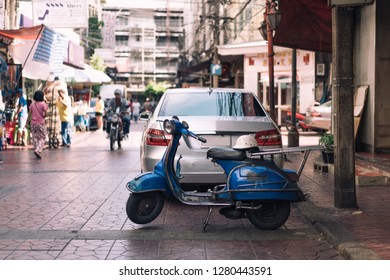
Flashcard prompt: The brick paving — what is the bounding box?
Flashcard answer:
[0,124,388,260]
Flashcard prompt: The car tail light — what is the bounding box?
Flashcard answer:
[254,129,282,146]
[145,128,172,146]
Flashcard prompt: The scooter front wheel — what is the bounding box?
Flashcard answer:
[126,192,164,224]
[247,201,290,230]
[110,129,116,150]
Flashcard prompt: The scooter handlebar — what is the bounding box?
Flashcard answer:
[188,131,207,143]
[196,135,207,143]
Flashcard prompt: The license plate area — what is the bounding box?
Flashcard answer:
[201,135,231,148]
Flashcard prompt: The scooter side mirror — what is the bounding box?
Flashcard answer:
[182,121,189,129]
[163,119,175,134]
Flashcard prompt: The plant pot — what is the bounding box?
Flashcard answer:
[322,150,334,164]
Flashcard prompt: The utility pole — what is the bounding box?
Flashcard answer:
[288,48,299,147]
[212,0,220,88]
[4,0,18,29]
[332,6,357,208]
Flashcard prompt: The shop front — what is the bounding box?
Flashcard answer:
[218,41,316,126]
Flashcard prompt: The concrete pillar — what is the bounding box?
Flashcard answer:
[332,7,357,208]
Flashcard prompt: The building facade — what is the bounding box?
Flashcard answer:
[100,2,186,93]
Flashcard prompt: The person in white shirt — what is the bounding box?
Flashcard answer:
[131,99,141,123]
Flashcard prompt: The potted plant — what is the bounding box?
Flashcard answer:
[319,132,334,164]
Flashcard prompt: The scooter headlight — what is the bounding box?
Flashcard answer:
[182,121,189,129]
[163,119,175,134]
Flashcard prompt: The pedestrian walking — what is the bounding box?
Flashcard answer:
[13,88,28,146]
[76,99,89,131]
[0,110,4,162]
[131,99,141,123]
[29,90,49,159]
[95,95,105,131]
[56,88,73,147]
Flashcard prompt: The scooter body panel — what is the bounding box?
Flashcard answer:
[126,171,171,195]
[214,159,305,202]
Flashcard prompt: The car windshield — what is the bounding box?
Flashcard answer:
[158,91,266,117]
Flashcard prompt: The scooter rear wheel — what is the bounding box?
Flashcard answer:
[247,201,290,230]
[126,192,164,224]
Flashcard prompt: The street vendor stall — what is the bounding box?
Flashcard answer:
[0,25,45,147]
[0,25,111,148]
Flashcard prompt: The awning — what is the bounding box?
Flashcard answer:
[8,40,55,80]
[61,64,111,84]
[0,25,43,40]
[274,0,332,53]
[9,41,110,83]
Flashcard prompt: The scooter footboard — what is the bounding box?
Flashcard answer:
[126,172,170,194]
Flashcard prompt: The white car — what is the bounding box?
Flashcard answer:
[140,88,284,189]
[305,100,332,131]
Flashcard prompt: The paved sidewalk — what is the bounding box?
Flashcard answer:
[0,125,388,260]
[285,152,389,260]
[280,129,389,260]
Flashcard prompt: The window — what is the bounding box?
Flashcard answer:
[159,91,266,117]
[115,16,128,26]
[115,35,129,46]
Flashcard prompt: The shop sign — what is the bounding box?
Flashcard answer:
[32,0,88,28]
[65,42,85,69]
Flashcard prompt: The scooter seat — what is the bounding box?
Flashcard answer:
[207,147,247,161]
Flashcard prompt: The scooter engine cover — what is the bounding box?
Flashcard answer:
[227,165,302,202]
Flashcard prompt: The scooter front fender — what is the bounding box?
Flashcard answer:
[126,172,170,195]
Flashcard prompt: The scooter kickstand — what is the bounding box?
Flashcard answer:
[203,206,213,233]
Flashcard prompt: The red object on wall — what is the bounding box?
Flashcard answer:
[303,53,310,65]
[273,0,332,53]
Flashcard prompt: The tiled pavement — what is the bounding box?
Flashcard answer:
[0,124,388,260]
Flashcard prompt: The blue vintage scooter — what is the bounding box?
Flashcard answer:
[126,117,322,231]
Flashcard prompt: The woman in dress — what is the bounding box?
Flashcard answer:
[29,90,48,159]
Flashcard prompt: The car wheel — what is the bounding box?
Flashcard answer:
[126,192,164,224]
[247,201,290,230]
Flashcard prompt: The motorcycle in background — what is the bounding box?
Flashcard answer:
[107,108,124,150]
[284,111,312,132]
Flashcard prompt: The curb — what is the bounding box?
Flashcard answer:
[295,200,381,260]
